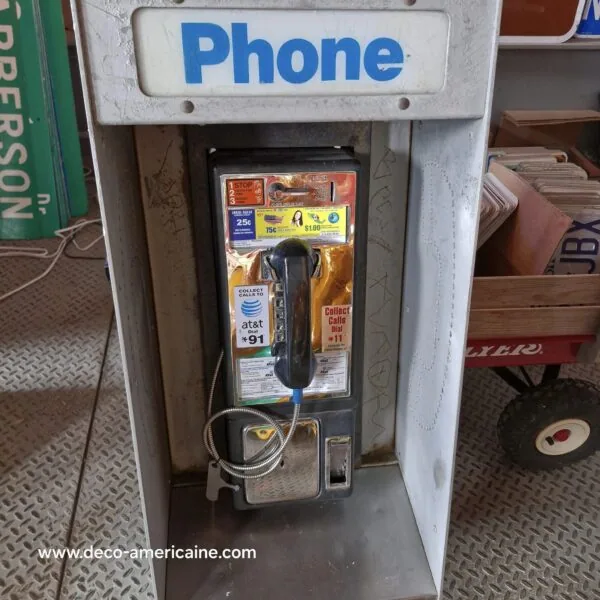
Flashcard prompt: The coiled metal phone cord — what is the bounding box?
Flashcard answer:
[202,351,302,480]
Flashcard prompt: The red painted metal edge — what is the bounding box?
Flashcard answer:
[465,335,596,368]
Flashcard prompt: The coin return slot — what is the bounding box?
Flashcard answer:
[326,436,352,490]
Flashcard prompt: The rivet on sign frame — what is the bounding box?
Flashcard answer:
[181,100,194,114]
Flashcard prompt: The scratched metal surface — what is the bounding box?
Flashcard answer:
[134,125,209,474]
[76,0,498,124]
[445,365,600,600]
[0,212,111,600]
[60,327,155,600]
[396,116,500,589]
[361,121,410,458]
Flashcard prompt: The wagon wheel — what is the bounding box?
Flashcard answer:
[497,378,600,470]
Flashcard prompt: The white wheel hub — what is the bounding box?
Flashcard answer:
[535,418,591,456]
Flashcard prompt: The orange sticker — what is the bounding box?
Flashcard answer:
[322,305,352,351]
[227,178,264,206]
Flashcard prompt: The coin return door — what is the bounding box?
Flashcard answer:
[243,419,320,504]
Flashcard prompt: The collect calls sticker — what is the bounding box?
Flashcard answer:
[322,305,352,351]
[234,285,270,348]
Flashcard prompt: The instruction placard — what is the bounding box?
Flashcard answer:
[238,351,349,401]
[234,285,270,348]
[226,178,264,206]
[322,305,352,351]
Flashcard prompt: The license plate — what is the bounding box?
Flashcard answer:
[133,8,449,97]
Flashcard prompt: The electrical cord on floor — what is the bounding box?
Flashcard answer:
[64,247,106,261]
[0,219,104,303]
[203,351,302,480]
[64,222,106,260]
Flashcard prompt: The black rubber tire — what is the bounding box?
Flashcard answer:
[497,378,600,470]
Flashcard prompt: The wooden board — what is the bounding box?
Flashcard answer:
[135,125,208,473]
[469,306,600,338]
[471,275,600,308]
[494,111,600,149]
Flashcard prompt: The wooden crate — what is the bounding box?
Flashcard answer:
[469,275,600,338]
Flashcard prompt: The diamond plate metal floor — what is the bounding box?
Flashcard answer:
[445,364,600,600]
[59,326,154,600]
[0,198,153,600]
[0,226,112,599]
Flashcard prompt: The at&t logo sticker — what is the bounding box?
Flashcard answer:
[234,285,270,348]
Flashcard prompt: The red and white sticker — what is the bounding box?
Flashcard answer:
[322,305,352,351]
[227,178,264,206]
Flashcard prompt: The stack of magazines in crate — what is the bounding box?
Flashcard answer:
[477,172,519,249]
[486,147,600,275]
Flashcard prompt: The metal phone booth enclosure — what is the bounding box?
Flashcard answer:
[71,1,501,598]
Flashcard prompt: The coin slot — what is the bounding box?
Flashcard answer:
[326,436,352,490]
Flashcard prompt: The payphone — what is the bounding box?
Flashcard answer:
[205,148,365,507]
[74,0,501,596]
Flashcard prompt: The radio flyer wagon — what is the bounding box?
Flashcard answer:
[467,274,600,470]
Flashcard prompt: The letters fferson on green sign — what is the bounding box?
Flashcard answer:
[0,0,86,239]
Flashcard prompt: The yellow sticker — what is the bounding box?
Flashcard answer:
[255,207,347,243]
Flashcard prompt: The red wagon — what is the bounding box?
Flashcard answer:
[466,274,600,469]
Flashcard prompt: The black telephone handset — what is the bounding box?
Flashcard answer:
[268,239,316,391]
